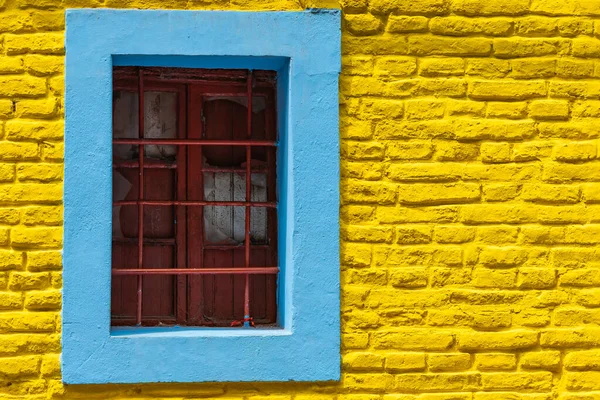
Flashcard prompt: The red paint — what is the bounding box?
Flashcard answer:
[111,67,278,327]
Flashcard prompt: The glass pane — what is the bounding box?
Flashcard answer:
[144,91,177,161]
[112,91,177,161]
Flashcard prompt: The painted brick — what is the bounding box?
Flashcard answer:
[0,1,599,398]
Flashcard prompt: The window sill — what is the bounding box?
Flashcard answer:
[111,326,290,338]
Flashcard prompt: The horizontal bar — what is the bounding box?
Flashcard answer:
[114,200,276,208]
[114,160,177,169]
[204,244,270,250]
[112,267,279,275]
[113,237,176,245]
[113,163,268,174]
[114,139,276,146]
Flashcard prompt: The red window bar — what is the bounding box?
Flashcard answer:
[111,67,278,327]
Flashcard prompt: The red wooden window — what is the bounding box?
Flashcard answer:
[111,67,278,327]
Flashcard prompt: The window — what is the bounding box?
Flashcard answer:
[111,67,278,327]
[63,9,340,384]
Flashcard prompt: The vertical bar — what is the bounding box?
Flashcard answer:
[176,86,188,325]
[136,69,145,326]
[244,71,253,326]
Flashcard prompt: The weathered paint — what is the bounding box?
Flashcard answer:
[63,9,341,384]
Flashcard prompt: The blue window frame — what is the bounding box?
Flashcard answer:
[63,9,341,384]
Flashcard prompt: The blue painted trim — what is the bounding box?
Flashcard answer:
[63,9,340,384]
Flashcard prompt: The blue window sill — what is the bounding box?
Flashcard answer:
[63,9,340,384]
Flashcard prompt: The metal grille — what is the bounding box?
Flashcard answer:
[111,67,278,327]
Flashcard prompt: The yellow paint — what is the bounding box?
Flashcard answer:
[0,0,599,397]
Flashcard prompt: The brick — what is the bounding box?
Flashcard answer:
[472,268,517,288]
[420,58,465,76]
[342,333,369,349]
[461,205,536,224]
[395,373,481,392]
[342,35,409,56]
[342,243,372,268]
[0,251,24,271]
[386,142,433,160]
[413,79,467,98]
[522,184,580,204]
[511,58,556,79]
[397,183,480,205]
[41,141,63,161]
[477,226,519,244]
[543,163,600,183]
[26,250,61,271]
[343,225,393,243]
[388,163,462,182]
[389,268,428,288]
[452,0,529,15]
[23,55,63,75]
[408,36,492,56]
[343,352,384,371]
[11,227,62,249]
[447,100,486,117]
[405,99,445,120]
[541,328,600,347]
[386,16,428,33]
[4,33,64,55]
[0,355,39,378]
[370,0,449,14]
[372,330,454,350]
[530,100,569,120]
[343,180,397,204]
[376,206,458,224]
[434,226,475,244]
[572,38,600,57]
[341,119,372,140]
[557,59,595,78]
[428,353,471,372]
[550,81,600,99]
[430,17,512,36]
[342,162,384,180]
[435,142,479,161]
[16,98,59,118]
[469,80,546,100]
[0,333,59,355]
[487,102,528,119]
[375,120,454,140]
[481,372,552,391]
[344,14,383,36]
[40,354,60,377]
[385,353,426,372]
[480,142,511,163]
[558,18,594,36]
[6,121,63,141]
[476,353,517,371]
[457,120,536,141]
[565,350,600,370]
[515,16,558,36]
[494,38,569,58]
[467,59,510,78]
[566,372,600,391]
[0,311,54,332]
[458,331,538,351]
[17,163,62,182]
[374,57,417,76]
[0,292,22,310]
[539,122,600,140]
[25,290,61,310]
[553,141,597,162]
[342,56,373,76]
[513,142,553,162]
[482,184,520,202]
[343,373,393,392]
[343,141,384,160]
[361,99,404,120]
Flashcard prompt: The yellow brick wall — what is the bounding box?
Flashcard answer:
[2,0,600,398]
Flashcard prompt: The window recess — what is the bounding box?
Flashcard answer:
[111,67,278,328]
